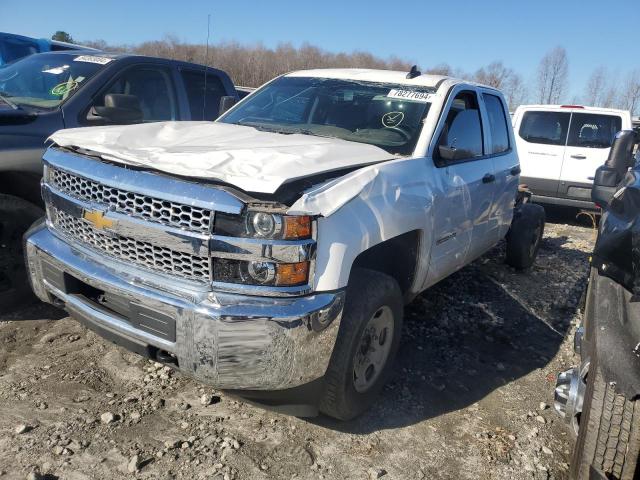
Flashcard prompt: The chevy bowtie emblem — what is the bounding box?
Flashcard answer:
[82,209,114,230]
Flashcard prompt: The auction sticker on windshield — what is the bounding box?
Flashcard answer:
[387,89,434,102]
[73,55,113,65]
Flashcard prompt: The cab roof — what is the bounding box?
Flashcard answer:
[515,104,630,115]
[285,68,489,92]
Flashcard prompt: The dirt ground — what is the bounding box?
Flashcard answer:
[0,210,597,480]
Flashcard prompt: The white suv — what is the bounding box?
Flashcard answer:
[512,105,632,209]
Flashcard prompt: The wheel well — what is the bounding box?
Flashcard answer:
[0,171,43,208]
[351,230,421,301]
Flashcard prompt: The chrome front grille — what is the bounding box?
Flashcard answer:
[51,168,213,234]
[53,209,211,283]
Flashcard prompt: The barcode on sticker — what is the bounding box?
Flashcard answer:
[387,89,433,102]
[73,55,113,65]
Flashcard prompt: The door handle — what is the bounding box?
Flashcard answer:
[571,154,587,159]
[482,174,496,184]
[510,166,521,176]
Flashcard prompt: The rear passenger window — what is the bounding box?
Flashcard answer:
[567,113,622,149]
[436,91,484,163]
[519,111,570,146]
[180,69,226,120]
[483,94,510,154]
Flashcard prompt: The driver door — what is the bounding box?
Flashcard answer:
[428,88,497,283]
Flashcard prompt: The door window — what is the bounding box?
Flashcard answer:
[180,69,226,120]
[436,90,484,162]
[519,111,570,146]
[483,94,510,154]
[93,67,177,122]
[567,113,622,149]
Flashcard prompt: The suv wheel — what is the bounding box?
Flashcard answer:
[319,268,403,421]
[570,355,640,479]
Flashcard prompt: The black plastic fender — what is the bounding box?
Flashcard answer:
[587,269,640,400]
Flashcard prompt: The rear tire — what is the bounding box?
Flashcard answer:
[506,203,545,270]
[570,356,640,479]
[319,268,403,421]
[0,194,44,310]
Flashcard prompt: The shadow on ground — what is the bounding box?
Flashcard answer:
[311,239,590,434]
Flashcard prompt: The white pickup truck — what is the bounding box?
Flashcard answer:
[24,68,545,419]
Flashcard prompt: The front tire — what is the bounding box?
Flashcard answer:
[319,268,403,421]
[570,356,640,479]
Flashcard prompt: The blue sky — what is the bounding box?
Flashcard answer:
[1,0,637,98]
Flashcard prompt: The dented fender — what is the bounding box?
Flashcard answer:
[306,157,435,293]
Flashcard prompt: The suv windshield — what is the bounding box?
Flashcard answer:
[0,53,109,110]
[219,76,433,155]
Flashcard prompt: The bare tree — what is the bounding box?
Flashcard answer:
[536,46,569,104]
[503,74,528,111]
[474,61,512,88]
[472,61,527,110]
[620,70,640,115]
[584,67,608,106]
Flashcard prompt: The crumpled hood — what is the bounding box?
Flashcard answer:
[49,122,395,194]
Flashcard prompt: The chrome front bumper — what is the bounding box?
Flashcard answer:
[25,224,344,390]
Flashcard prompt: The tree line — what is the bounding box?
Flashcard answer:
[66,33,639,114]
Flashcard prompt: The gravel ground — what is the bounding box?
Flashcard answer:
[0,212,597,480]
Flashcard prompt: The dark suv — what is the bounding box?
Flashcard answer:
[555,130,640,479]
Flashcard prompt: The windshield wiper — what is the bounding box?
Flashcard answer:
[286,128,335,139]
[0,91,19,110]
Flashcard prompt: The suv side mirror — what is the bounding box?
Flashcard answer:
[591,130,638,208]
[218,96,237,116]
[89,93,143,124]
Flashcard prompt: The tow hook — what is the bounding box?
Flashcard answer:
[554,362,589,436]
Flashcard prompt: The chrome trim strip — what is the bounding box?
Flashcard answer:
[210,235,316,263]
[211,280,312,297]
[43,147,245,214]
[44,185,211,256]
[44,185,316,264]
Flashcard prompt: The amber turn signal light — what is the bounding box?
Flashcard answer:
[275,261,309,286]
[283,216,312,239]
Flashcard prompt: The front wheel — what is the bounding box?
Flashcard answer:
[319,268,403,421]
[570,356,640,479]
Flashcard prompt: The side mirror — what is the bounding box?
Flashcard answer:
[89,93,143,124]
[218,96,237,116]
[592,130,638,208]
[438,145,458,161]
[592,166,622,208]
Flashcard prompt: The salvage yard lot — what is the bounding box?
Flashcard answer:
[0,212,595,480]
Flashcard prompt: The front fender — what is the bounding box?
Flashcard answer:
[311,158,434,292]
[587,269,640,399]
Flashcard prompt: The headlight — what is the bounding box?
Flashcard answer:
[213,259,309,287]
[250,212,281,237]
[215,211,312,240]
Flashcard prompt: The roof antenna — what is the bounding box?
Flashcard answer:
[406,65,421,79]
[202,13,211,120]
